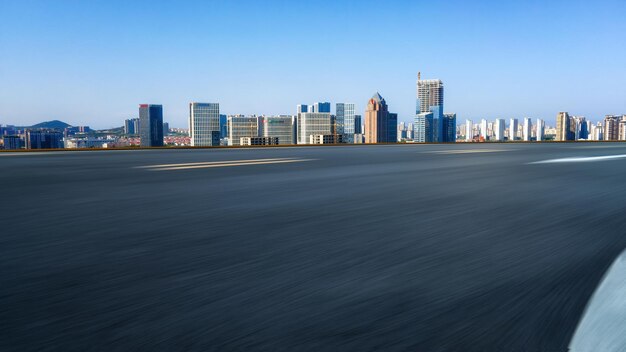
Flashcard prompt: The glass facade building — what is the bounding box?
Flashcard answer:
[297,112,333,144]
[262,115,296,145]
[189,102,220,146]
[139,104,164,147]
[414,112,434,143]
[228,115,259,146]
[336,103,355,143]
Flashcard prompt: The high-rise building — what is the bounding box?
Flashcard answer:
[336,103,356,142]
[465,119,473,141]
[354,115,362,134]
[2,135,23,150]
[311,102,331,113]
[443,113,456,143]
[406,122,414,140]
[297,112,334,144]
[556,112,575,141]
[262,115,296,145]
[189,102,220,146]
[414,112,434,143]
[480,119,488,140]
[417,73,444,142]
[228,115,259,146]
[25,130,63,149]
[494,119,505,141]
[536,119,545,141]
[619,117,626,141]
[139,104,164,147]
[603,115,621,141]
[509,118,518,141]
[219,114,228,139]
[163,122,170,136]
[365,92,397,143]
[523,117,532,141]
[124,118,140,135]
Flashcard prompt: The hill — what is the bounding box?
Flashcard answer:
[30,120,71,130]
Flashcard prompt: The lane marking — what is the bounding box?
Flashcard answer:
[144,158,315,171]
[530,154,626,164]
[569,250,626,352]
[424,149,509,154]
[135,158,295,169]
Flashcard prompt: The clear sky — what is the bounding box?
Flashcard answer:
[1,0,625,129]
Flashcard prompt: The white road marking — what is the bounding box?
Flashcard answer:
[142,158,314,171]
[569,250,626,352]
[135,158,295,169]
[530,154,626,164]
[425,149,509,154]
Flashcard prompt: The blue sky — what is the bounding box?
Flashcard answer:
[1,0,625,129]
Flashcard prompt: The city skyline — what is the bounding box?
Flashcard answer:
[1,1,626,129]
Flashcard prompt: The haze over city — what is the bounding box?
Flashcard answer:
[1,0,626,129]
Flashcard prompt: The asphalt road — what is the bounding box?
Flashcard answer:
[2,143,626,351]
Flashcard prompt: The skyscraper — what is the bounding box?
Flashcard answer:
[509,118,518,141]
[139,104,164,147]
[354,115,362,134]
[604,115,621,141]
[442,113,456,143]
[124,118,139,135]
[480,119,488,140]
[536,119,545,141]
[414,112,434,143]
[465,119,473,141]
[365,92,397,143]
[417,73,444,142]
[523,117,532,141]
[336,103,356,142]
[556,112,575,141]
[495,119,505,141]
[189,102,220,146]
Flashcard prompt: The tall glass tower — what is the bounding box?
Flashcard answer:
[336,103,355,142]
[139,104,163,147]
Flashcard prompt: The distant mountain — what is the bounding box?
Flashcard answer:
[30,120,71,130]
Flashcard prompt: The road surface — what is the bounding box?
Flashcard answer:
[2,143,626,351]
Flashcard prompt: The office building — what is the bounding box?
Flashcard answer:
[523,117,532,141]
[2,135,23,150]
[228,115,259,146]
[443,113,456,143]
[414,112,434,143]
[310,134,344,144]
[494,119,505,141]
[354,115,362,134]
[163,122,169,136]
[509,118,518,141]
[536,119,545,141]
[262,115,296,145]
[365,92,397,143]
[297,112,334,144]
[465,119,473,141]
[189,102,220,146]
[336,103,356,142]
[25,130,63,149]
[139,104,164,147]
[219,114,228,138]
[417,73,444,142]
[124,118,140,135]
